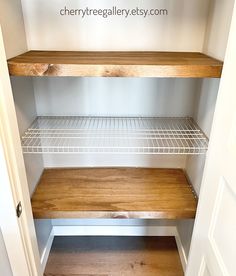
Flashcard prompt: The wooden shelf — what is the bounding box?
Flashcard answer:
[31,168,197,219]
[8,51,223,78]
[44,236,183,276]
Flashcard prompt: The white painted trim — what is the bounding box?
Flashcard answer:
[53,225,177,237]
[40,229,54,272]
[175,231,188,272]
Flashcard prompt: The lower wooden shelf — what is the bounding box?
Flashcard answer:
[44,236,183,276]
[31,168,197,219]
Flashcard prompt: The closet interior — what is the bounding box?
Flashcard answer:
[1,0,234,274]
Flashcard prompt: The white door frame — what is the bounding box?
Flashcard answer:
[0,26,42,276]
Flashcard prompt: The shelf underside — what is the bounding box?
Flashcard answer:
[31,168,197,219]
[22,116,208,155]
[8,51,223,78]
[44,236,183,276]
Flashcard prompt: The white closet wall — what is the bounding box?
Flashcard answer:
[0,0,27,58]
[11,77,43,196]
[203,0,235,60]
[34,78,196,117]
[186,0,235,196]
[21,0,210,51]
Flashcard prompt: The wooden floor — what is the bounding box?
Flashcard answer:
[44,236,184,276]
[31,168,197,219]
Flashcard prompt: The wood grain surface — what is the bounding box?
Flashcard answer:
[44,236,184,276]
[31,168,197,219]
[8,51,223,77]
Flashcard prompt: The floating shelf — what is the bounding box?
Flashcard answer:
[45,236,183,276]
[8,51,223,78]
[22,116,208,155]
[31,168,197,219]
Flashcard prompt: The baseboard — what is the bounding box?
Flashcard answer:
[40,229,54,271]
[175,232,187,272]
[53,225,177,236]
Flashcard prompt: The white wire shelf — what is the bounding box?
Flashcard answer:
[21,116,208,154]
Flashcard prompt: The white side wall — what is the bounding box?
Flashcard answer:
[187,0,235,197]
[34,220,53,259]
[11,77,44,196]
[187,79,220,196]
[0,0,27,58]
[0,227,13,276]
[203,0,235,60]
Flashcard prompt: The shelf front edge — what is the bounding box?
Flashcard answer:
[32,210,196,219]
[8,63,222,78]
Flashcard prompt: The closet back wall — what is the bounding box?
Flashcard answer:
[21,0,209,51]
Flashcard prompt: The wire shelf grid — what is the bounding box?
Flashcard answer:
[21,116,208,154]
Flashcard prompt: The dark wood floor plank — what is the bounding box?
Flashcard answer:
[44,236,184,276]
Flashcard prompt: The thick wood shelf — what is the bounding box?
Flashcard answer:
[45,236,183,276]
[8,51,223,78]
[31,168,197,219]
